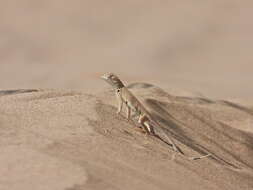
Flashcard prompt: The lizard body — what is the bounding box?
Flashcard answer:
[117,87,155,134]
[101,73,179,151]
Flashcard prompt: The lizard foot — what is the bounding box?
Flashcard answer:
[134,127,147,134]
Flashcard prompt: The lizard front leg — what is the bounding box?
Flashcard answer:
[116,91,123,114]
[138,115,152,134]
[126,104,131,120]
[143,121,155,135]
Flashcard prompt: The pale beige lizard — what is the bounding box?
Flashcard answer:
[101,73,211,160]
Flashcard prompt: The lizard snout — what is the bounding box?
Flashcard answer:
[100,75,108,80]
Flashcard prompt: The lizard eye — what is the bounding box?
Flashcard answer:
[117,89,120,92]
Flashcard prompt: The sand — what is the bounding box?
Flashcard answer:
[0,85,253,190]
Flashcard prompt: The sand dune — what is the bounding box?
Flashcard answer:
[0,84,253,190]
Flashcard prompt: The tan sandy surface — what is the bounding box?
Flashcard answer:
[0,86,253,190]
[1,1,253,190]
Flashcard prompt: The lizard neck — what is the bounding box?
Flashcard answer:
[104,75,125,89]
[111,79,125,89]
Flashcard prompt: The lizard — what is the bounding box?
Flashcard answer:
[101,73,211,160]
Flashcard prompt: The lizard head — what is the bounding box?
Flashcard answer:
[101,73,125,89]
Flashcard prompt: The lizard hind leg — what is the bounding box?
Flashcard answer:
[138,115,182,154]
[143,121,155,135]
[138,115,152,134]
[148,120,181,153]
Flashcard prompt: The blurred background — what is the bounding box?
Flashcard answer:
[0,0,252,98]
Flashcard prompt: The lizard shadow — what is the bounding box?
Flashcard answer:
[218,100,253,116]
[174,96,215,104]
[145,98,248,169]
[184,108,253,170]
[176,97,253,117]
